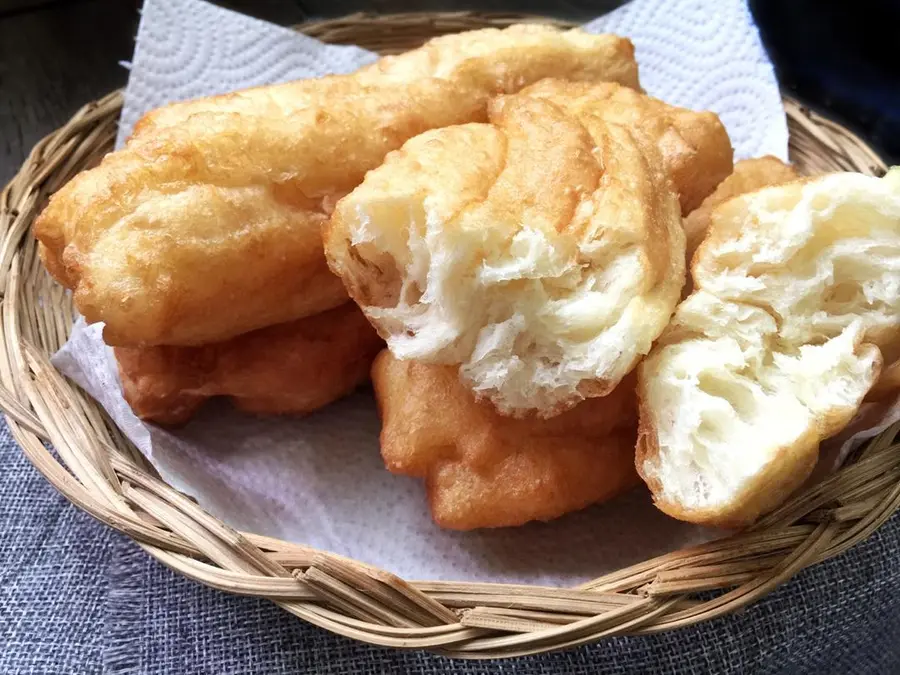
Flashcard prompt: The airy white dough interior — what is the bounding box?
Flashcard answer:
[336,112,684,417]
[641,169,900,519]
[358,200,658,415]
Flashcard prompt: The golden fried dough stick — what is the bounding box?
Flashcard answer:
[683,156,799,263]
[35,25,639,347]
[372,351,639,530]
[134,26,639,137]
[116,303,384,426]
[326,83,712,418]
[519,79,733,214]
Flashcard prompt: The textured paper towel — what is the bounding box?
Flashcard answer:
[115,0,377,147]
[55,0,797,584]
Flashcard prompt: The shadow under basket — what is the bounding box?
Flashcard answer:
[2,12,898,659]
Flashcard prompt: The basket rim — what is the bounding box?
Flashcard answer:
[0,11,898,659]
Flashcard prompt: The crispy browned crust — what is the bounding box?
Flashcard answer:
[426,429,638,530]
[116,303,384,426]
[34,26,639,347]
[373,351,640,530]
[518,79,733,214]
[866,358,900,402]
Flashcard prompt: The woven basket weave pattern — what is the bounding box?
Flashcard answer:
[0,13,897,658]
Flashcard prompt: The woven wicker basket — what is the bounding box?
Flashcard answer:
[2,12,898,659]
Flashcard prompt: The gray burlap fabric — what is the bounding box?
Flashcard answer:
[2,419,899,674]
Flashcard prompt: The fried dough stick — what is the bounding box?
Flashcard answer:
[36,25,639,347]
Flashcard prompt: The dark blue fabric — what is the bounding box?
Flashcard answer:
[0,429,119,674]
[750,0,900,164]
[2,417,900,674]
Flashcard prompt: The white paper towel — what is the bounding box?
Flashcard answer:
[116,0,378,147]
[56,0,798,584]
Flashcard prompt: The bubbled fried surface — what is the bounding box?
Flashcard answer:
[116,303,384,426]
[519,79,733,215]
[372,351,639,530]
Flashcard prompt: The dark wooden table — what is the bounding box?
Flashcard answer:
[1,0,136,185]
